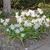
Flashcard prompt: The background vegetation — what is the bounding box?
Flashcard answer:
[0,0,50,10]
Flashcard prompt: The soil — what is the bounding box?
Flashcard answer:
[0,32,50,50]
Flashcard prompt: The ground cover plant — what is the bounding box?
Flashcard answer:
[0,8,50,41]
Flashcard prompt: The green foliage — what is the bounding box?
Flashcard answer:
[11,0,39,9]
[11,10,16,16]
[5,24,46,41]
[0,11,6,18]
[0,0,40,9]
[43,8,50,18]
[0,10,16,18]
[0,0,50,9]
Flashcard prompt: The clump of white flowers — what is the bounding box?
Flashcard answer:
[14,8,50,30]
[0,8,50,40]
[0,18,4,23]
[37,8,43,14]
[9,24,15,30]
[0,18,10,26]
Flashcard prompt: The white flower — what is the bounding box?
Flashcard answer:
[9,24,15,30]
[27,9,36,17]
[21,33,25,37]
[3,22,8,26]
[24,20,32,27]
[21,11,26,16]
[31,13,36,17]
[46,24,49,27]
[6,28,10,32]
[16,12,19,16]
[31,19,42,25]
[14,24,20,27]
[19,15,25,20]
[45,22,50,27]
[31,19,35,23]
[25,9,36,17]
[42,15,46,19]
[15,15,19,19]
[36,18,43,25]
[19,27,24,32]
[36,14,40,17]
[37,8,43,14]
[41,17,45,21]
[46,18,50,23]
[15,12,19,18]
[26,9,32,16]
[5,18,10,23]
[17,17,23,24]
[34,19,40,23]
[15,12,19,17]
[26,12,30,16]
[34,23,40,30]
[31,11,36,17]
[0,19,4,23]
[27,9,32,15]
[15,29,20,33]
[45,18,50,27]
